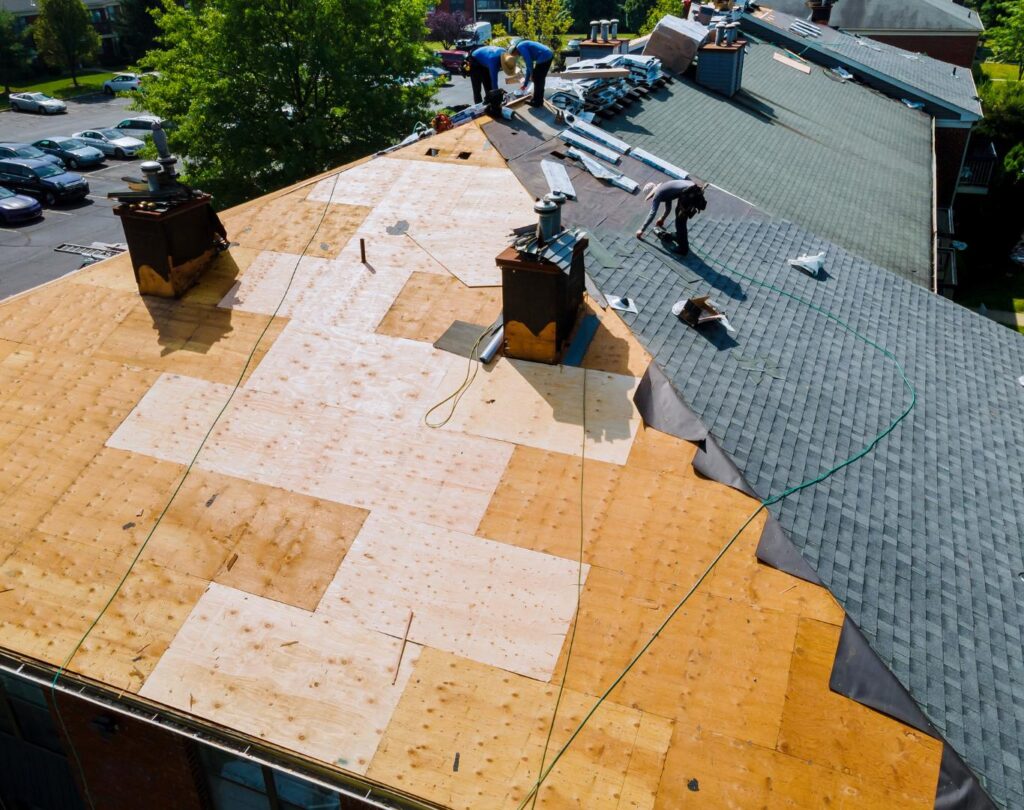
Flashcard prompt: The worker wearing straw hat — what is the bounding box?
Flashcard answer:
[636,180,707,255]
[503,37,554,108]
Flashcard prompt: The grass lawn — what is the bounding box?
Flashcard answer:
[981,61,1021,82]
[957,272,1024,313]
[2,68,126,106]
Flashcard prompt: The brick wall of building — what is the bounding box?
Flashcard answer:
[868,33,979,68]
[433,0,474,17]
[53,692,208,810]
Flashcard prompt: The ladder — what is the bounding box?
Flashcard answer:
[54,242,127,261]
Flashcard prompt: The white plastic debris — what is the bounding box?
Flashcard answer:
[788,251,827,276]
[607,295,638,313]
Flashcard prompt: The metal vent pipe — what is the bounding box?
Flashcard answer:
[610,19,619,39]
[600,19,610,41]
[590,20,600,40]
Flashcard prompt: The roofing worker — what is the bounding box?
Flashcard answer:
[636,179,708,255]
[503,38,554,108]
[465,44,506,105]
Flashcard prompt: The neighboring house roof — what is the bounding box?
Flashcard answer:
[485,100,1023,809]
[598,40,935,287]
[761,0,984,33]
[0,121,951,809]
[746,8,983,120]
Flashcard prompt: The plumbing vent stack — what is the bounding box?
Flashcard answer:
[535,197,559,246]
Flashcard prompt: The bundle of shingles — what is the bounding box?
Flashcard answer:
[549,54,668,118]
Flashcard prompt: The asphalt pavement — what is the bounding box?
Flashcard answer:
[0,79,476,300]
[0,94,139,299]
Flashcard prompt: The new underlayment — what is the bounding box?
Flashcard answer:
[0,124,943,807]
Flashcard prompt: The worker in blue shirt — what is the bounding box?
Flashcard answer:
[503,38,554,108]
[465,44,506,105]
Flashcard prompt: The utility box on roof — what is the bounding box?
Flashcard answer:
[696,38,747,97]
[496,238,586,365]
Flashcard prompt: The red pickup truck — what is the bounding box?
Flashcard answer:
[436,50,469,74]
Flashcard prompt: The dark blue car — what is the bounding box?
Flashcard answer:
[0,186,43,224]
[0,158,89,206]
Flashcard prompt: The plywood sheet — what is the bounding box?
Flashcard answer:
[318,512,585,680]
[305,157,411,208]
[244,323,451,424]
[581,299,653,378]
[221,191,369,257]
[368,647,673,810]
[141,583,420,774]
[107,373,513,534]
[388,123,509,169]
[656,724,936,809]
[437,358,640,465]
[136,468,368,610]
[776,618,943,787]
[376,271,501,345]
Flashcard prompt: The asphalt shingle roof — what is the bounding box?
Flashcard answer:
[576,215,1024,808]
[747,9,984,118]
[762,0,984,33]
[600,41,935,286]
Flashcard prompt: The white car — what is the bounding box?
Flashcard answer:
[8,92,67,114]
[72,129,145,159]
[112,115,175,140]
[102,73,141,95]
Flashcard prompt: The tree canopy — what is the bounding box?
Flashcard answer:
[506,0,572,52]
[115,0,166,63]
[0,11,30,95]
[988,0,1024,81]
[33,0,100,86]
[140,0,434,208]
[427,9,469,48]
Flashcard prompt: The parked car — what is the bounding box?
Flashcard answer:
[0,186,43,224]
[102,73,141,95]
[0,158,89,206]
[436,49,469,74]
[7,92,67,114]
[32,137,105,170]
[418,66,451,85]
[112,115,176,140]
[72,129,145,159]
[0,142,64,168]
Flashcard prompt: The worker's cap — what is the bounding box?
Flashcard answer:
[643,182,659,201]
[501,52,519,76]
[508,37,524,52]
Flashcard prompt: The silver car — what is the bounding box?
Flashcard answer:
[8,92,67,114]
[72,128,145,159]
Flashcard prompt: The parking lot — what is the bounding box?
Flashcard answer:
[0,76,476,300]
[0,94,141,299]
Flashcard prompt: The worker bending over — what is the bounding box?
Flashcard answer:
[503,38,554,108]
[466,45,506,105]
[636,180,708,255]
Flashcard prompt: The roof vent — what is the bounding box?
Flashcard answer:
[806,0,834,25]
[696,25,746,98]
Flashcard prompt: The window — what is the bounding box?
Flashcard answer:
[0,674,64,754]
[198,746,348,810]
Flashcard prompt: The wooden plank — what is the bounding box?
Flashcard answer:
[776,618,943,787]
[436,358,641,465]
[773,51,812,73]
[580,298,652,377]
[107,373,514,534]
[141,583,420,774]
[376,271,501,345]
[368,647,673,810]
[556,67,631,80]
[317,512,586,680]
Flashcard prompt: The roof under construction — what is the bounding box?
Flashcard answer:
[0,55,1018,810]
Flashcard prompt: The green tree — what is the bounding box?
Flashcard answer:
[507,0,572,51]
[0,11,30,95]
[115,0,165,63]
[639,0,683,35]
[140,0,434,208]
[33,0,101,87]
[989,0,1024,81]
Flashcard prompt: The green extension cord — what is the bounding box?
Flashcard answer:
[516,240,917,809]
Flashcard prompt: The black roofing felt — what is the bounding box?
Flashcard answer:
[484,104,1024,808]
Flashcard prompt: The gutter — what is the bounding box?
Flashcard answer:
[0,652,440,810]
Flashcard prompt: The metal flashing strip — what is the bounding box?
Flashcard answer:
[541,159,577,200]
[566,117,631,154]
[628,147,689,180]
[557,130,623,165]
[566,149,640,193]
